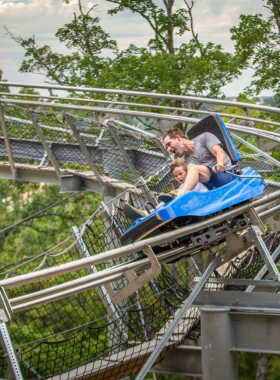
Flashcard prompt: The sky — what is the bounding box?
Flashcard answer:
[0,0,274,97]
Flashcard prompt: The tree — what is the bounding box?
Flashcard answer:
[230,0,280,101]
[106,0,190,55]
[0,179,102,267]
[5,0,244,100]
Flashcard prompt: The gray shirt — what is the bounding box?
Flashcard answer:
[184,132,234,170]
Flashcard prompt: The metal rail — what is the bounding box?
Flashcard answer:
[10,243,197,312]
[0,202,251,289]
[1,99,280,144]
[0,189,279,293]
[0,82,279,380]
[0,84,279,196]
[1,82,280,115]
[1,91,280,129]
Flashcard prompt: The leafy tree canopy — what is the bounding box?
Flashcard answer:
[0,179,102,267]
[231,0,280,100]
[5,0,245,100]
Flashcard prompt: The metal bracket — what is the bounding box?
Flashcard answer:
[190,216,251,247]
[194,277,280,288]
[196,225,280,288]
[246,207,266,235]
[218,229,255,265]
[0,287,12,323]
[104,245,161,304]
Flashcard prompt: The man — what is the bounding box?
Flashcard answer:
[162,127,236,193]
[123,126,237,221]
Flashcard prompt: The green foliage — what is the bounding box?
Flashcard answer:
[0,179,105,376]
[267,355,280,380]
[238,352,258,380]
[107,0,190,54]
[56,4,117,54]
[0,69,10,93]
[98,40,242,98]
[238,353,280,380]
[5,0,243,99]
[123,170,134,182]
[231,0,280,101]
[0,179,102,267]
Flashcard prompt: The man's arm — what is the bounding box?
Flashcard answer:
[210,144,226,172]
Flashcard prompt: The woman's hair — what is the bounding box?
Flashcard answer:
[170,158,188,174]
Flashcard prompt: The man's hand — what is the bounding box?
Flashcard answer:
[170,189,178,194]
[210,145,226,173]
[213,164,225,173]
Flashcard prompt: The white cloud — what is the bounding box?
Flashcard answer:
[0,0,274,95]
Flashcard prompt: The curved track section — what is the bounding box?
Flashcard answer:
[0,83,279,379]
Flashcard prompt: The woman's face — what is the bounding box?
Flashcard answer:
[172,166,187,184]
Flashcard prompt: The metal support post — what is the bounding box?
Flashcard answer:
[100,201,130,354]
[231,133,280,166]
[108,121,158,203]
[107,122,141,181]
[0,102,17,179]
[27,109,62,180]
[135,253,221,380]
[249,226,280,281]
[64,112,104,185]
[200,307,238,380]
[0,323,23,379]
[246,243,280,292]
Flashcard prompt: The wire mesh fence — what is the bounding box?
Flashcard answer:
[0,102,279,195]
[0,103,279,378]
[0,188,278,379]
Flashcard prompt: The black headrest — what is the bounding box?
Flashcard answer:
[187,113,239,165]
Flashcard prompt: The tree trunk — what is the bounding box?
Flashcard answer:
[256,353,269,380]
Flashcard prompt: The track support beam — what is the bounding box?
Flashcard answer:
[200,307,238,380]
[0,323,23,380]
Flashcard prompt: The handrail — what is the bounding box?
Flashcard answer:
[1,91,280,129]
[1,99,279,144]
[0,189,280,290]
[2,190,280,313]
[1,81,280,114]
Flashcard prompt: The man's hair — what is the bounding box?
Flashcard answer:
[161,127,188,141]
[170,158,188,174]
